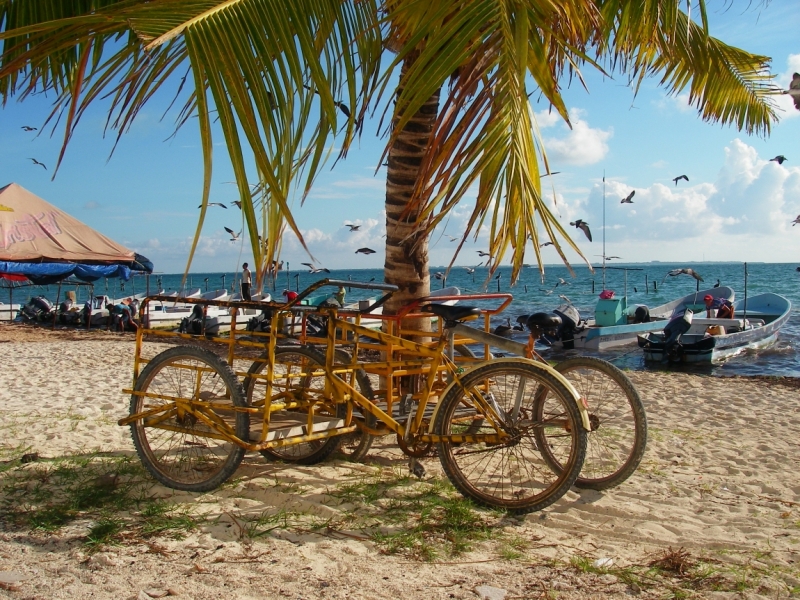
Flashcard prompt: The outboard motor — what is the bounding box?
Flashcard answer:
[552,303,581,350]
[21,296,54,322]
[633,305,650,324]
[179,304,205,335]
[247,308,274,332]
[662,310,693,359]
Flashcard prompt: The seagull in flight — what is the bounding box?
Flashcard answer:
[345,223,361,231]
[621,190,635,203]
[672,175,689,185]
[463,267,475,274]
[301,263,330,274]
[554,277,570,288]
[477,250,490,257]
[198,202,227,209]
[558,294,572,304]
[445,235,458,242]
[792,215,800,226]
[28,158,46,170]
[433,272,445,280]
[539,241,554,248]
[569,220,592,242]
[540,288,554,295]
[231,200,242,209]
[662,268,704,285]
[785,72,800,111]
[223,227,241,241]
[355,247,375,254]
[770,155,787,165]
[21,126,37,132]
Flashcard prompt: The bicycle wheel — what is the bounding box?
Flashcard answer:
[244,346,368,464]
[330,350,377,462]
[434,360,587,514]
[129,346,248,492]
[537,357,647,490]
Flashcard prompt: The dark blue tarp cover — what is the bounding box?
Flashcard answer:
[0,261,133,285]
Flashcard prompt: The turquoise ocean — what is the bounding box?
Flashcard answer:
[3,262,798,378]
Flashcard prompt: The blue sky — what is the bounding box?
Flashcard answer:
[0,0,798,275]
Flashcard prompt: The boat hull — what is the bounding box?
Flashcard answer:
[549,286,735,350]
[638,293,791,363]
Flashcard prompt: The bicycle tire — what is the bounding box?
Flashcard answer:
[537,357,647,490]
[244,346,374,464]
[434,360,587,514]
[129,345,248,492]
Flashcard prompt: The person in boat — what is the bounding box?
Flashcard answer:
[334,286,346,307]
[704,294,734,319]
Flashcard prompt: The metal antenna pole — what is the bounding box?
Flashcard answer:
[602,172,606,289]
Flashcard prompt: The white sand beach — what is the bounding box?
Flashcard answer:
[1,323,799,599]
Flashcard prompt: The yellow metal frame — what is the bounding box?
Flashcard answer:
[122,290,575,453]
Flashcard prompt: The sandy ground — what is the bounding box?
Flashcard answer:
[1,322,800,599]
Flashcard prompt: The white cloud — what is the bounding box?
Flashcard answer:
[542,108,612,166]
[569,139,800,253]
[83,200,100,210]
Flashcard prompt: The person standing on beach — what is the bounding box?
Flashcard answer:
[241,263,252,301]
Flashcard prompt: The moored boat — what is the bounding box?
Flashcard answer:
[637,293,791,363]
[545,286,735,350]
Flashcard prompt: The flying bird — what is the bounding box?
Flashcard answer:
[770,155,787,165]
[345,224,361,231]
[540,171,562,177]
[662,268,704,285]
[463,267,475,274]
[21,126,37,132]
[445,235,458,242]
[355,247,375,254]
[28,158,46,170]
[605,256,622,260]
[198,202,227,209]
[223,227,241,241]
[621,190,635,203]
[540,288,554,295]
[558,294,572,304]
[539,241,554,248]
[785,72,800,111]
[554,277,570,288]
[569,220,592,242]
[301,262,330,274]
[793,215,800,226]
[477,250,490,257]
[433,272,446,280]
[672,175,689,185]
[232,200,242,209]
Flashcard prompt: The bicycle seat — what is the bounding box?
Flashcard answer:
[525,312,562,331]
[422,304,482,322]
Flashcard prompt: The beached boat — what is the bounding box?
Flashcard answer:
[0,301,21,321]
[637,293,791,363]
[544,286,735,350]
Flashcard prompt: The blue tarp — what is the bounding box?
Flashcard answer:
[0,261,133,285]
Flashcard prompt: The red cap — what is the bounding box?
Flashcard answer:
[703,294,713,302]
[283,290,298,301]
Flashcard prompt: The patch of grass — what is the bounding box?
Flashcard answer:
[85,517,124,549]
[139,502,199,539]
[0,453,199,544]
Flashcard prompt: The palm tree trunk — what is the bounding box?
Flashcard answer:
[383,55,441,323]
